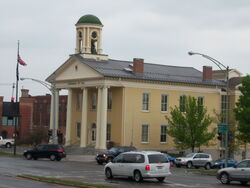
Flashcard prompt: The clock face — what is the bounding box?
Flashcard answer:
[91,31,97,39]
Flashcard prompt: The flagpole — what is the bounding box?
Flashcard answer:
[14,40,20,156]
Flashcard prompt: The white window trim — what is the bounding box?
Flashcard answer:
[141,92,150,112]
[141,123,150,144]
[179,94,187,113]
[161,93,168,113]
[160,124,168,143]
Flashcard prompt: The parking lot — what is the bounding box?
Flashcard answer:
[0,154,249,188]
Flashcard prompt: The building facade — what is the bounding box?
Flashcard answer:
[47,14,242,158]
[0,89,67,143]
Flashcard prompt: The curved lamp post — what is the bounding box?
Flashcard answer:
[188,51,230,167]
[20,77,57,144]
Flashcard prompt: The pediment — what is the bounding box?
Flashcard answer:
[55,57,102,81]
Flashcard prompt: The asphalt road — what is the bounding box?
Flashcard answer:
[0,156,249,188]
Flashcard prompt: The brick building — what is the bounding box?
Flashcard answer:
[0,89,67,143]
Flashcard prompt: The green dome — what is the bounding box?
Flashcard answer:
[76,14,102,25]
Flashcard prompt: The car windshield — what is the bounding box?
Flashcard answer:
[185,153,195,158]
[108,147,118,153]
[148,154,168,163]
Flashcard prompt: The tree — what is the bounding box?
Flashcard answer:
[234,75,250,159]
[166,96,216,152]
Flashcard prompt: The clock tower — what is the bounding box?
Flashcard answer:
[75,14,106,59]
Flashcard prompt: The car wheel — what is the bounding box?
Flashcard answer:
[156,177,165,182]
[195,166,199,169]
[134,170,143,182]
[105,168,113,179]
[176,164,181,168]
[205,163,211,170]
[56,157,61,161]
[187,162,192,169]
[50,154,56,161]
[97,161,103,165]
[5,143,11,148]
[25,153,32,160]
[240,181,248,185]
[220,173,230,184]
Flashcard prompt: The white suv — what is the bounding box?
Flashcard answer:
[175,153,213,170]
[104,151,171,182]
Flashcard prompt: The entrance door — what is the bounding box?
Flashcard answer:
[91,123,96,143]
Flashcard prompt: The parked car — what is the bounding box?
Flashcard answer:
[175,153,213,170]
[217,159,250,185]
[104,151,171,182]
[0,136,14,148]
[213,158,237,169]
[23,144,66,161]
[162,153,176,166]
[96,146,136,165]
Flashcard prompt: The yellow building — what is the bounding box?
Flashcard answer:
[47,15,242,158]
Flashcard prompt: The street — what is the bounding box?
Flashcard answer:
[0,156,249,188]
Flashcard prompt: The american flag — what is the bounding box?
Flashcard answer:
[17,55,27,66]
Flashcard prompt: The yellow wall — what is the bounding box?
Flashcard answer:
[123,85,221,150]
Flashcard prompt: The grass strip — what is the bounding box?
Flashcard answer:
[18,174,116,188]
[0,151,22,157]
[186,169,218,176]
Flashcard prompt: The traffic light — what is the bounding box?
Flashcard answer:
[217,132,222,140]
[48,129,52,136]
[11,97,15,102]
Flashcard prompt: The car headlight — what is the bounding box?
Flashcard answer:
[103,154,106,157]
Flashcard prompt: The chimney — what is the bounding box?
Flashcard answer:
[21,89,29,98]
[133,58,144,74]
[203,66,212,80]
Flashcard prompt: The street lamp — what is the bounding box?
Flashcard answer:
[188,51,230,167]
[20,77,57,144]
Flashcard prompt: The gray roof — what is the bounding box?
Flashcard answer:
[74,54,226,87]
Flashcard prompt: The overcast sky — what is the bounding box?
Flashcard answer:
[1,0,250,100]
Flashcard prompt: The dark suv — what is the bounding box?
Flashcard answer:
[96,146,136,165]
[23,144,66,161]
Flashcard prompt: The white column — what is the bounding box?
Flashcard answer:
[55,89,60,130]
[97,29,102,54]
[80,88,88,147]
[86,27,91,53]
[83,27,86,52]
[65,89,72,146]
[99,86,108,150]
[95,87,102,149]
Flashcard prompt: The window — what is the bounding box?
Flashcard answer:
[221,95,229,124]
[76,121,81,139]
[47,104,50,113]
[142,92,149,111]
[179,95,187,112]
[76,93,82,111]
[107,91,112,110]
[160,125,167,143]
[161,94,168,112]
[92,92,97,110]
[141,124,149,142]
[2,116,18,126]
[91,123,96,141]
[198,96,204,109]
[107,123,111,141]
